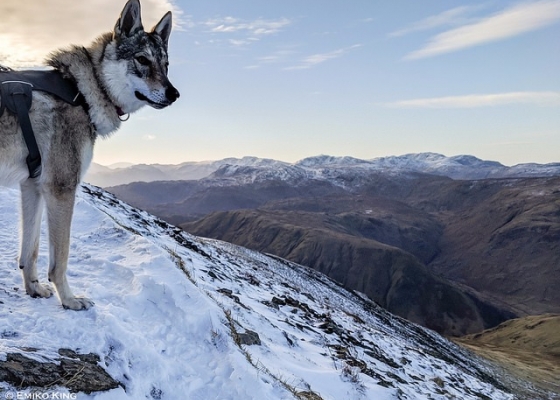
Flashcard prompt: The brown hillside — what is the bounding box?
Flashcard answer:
[109,175,560,336]
[455,314,560,395]
[184,208,514,336]
[429,179,560,315]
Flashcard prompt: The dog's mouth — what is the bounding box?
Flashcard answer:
[135,91,169,109]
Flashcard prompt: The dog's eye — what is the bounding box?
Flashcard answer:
[135,55,151,66]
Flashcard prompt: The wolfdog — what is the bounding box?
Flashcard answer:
[0,0,179,309]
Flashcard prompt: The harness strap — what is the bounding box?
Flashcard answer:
[0,70,83,106]
[1,81,42,178]
[0,70,84,179]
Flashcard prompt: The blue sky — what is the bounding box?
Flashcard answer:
[1,0,559,166]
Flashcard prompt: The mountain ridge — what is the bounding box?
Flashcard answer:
[86,153,560,187]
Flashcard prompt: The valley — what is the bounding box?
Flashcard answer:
[104,154,560,338]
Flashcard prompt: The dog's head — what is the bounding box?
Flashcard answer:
[104,0,180,113]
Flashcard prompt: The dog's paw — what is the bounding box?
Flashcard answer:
[62,297,95,311]
[27,282,54,299]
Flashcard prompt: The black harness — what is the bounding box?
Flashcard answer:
[0,68,84,178]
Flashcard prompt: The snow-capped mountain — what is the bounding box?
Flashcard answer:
[295,153,559,180]
[86,153,560,188]
[87,157,293,187]
[0,185,541,399]
[329,153,505,180]
[209,163,309,185]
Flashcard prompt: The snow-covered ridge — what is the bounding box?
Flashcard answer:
[0,185,538,399]
[86,153,560,187]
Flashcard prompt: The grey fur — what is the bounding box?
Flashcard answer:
[0,0,179,310]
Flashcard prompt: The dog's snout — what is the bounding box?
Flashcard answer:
[166,85,180,103]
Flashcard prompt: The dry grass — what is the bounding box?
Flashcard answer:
[454,314,560,395]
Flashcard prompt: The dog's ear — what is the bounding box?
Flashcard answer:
[152,11,172,46]
[114,0,144,38]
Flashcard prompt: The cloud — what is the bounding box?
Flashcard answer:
[383,92,560,108]
[285,44,362,70]
[229,39,252,47]
[405,0,560,60]
[389,6,481,38]
[242,49,297,69]
[199,16,291,49]
[0,0,180,67]
[258,50,297,64]
[203,17,291,36]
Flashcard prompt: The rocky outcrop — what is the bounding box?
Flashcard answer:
[0,349,119,394]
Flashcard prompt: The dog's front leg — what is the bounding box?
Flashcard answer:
[19,179,53,299]
[44,184,93,310]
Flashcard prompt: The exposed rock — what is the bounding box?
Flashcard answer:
[238,330,261,346]
[0,350,120,393]
[271,296,286,306]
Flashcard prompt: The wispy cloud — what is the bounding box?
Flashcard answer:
[260,50,297,64]
[389,6,481,38]
[198,16,291,49]
[228,39,252,47]
[285,44,362,70]
[203,17,291,36]
[242,49,298,69]
[383,92,560,108]
[405,0,560,60]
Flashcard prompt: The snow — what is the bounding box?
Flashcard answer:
[1,187,289,399]
[0,185,518,399]
[86,153,560,187]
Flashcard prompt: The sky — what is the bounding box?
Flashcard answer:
[0,0,559,166]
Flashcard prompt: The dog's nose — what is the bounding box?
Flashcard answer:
[166,85,180,103]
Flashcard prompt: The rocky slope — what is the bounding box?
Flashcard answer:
[183,206,514,337]
[191,176,560,318]
[106,160,560,337]
[1,185,545,399]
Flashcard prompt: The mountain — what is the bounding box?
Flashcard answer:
[294,153,507,180]
[426,177,560,316]
[85,156,292,187]
[181,174,560,319]
[182,206,514,337]
[1,185,545,399]
[107,166,560,336]
[85,153,560,187]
